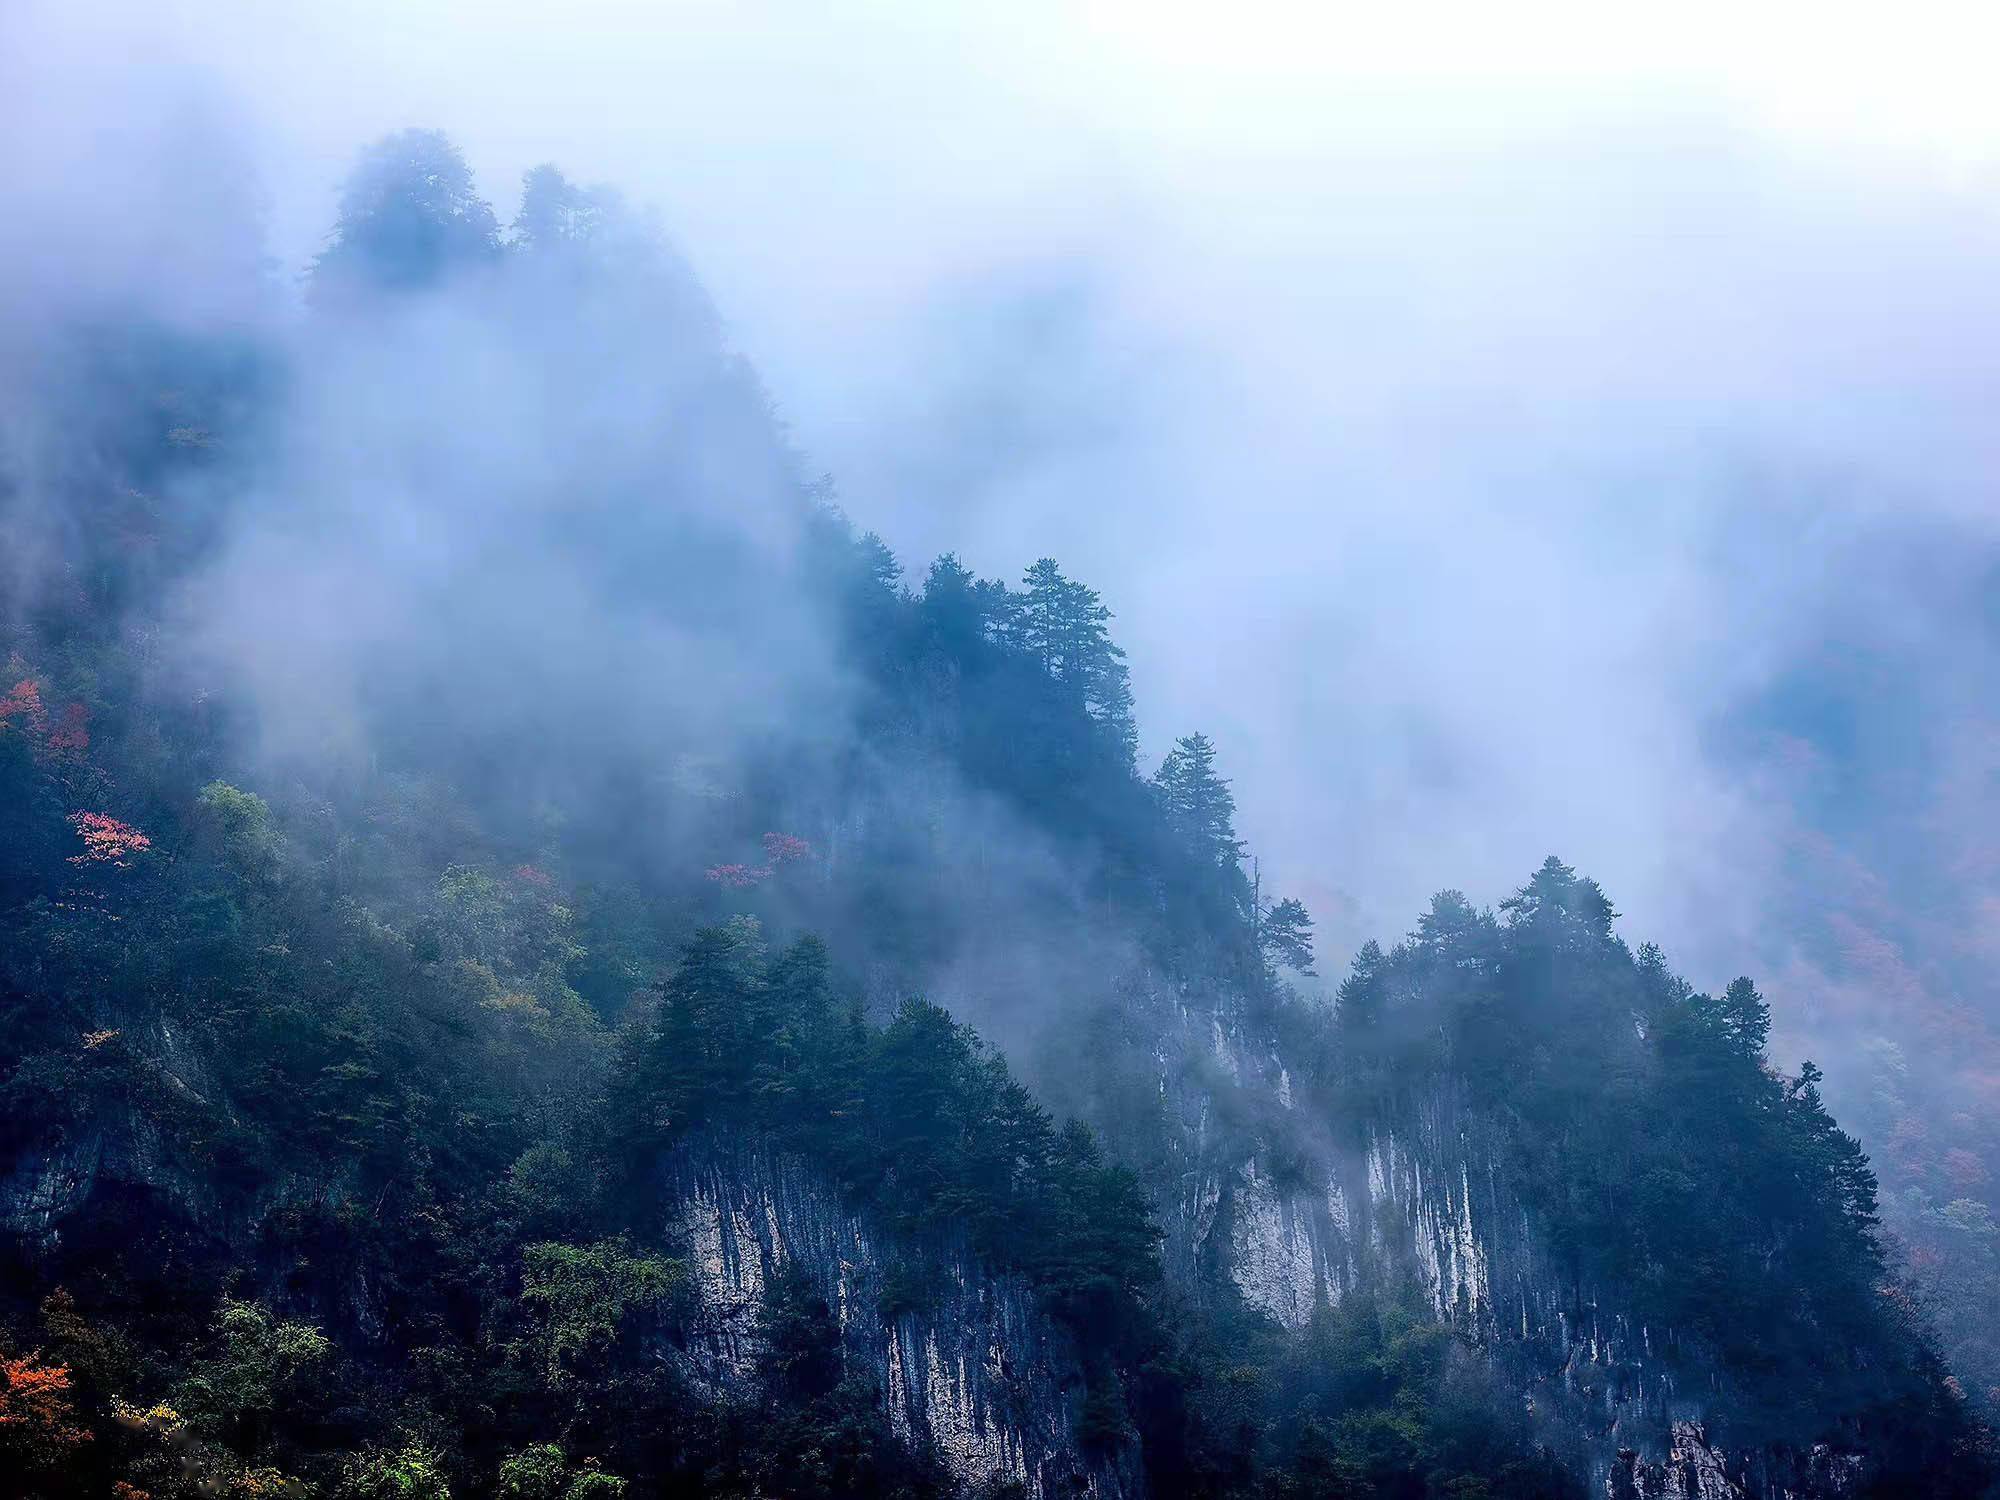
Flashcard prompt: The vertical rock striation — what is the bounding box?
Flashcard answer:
[662,1137,1140,1499]
[1140,981,1869,1498]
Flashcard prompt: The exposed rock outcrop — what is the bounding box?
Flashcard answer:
[661,1137,1139,1499]
[1140,984,1868,1499]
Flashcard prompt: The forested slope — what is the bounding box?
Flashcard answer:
[0,130,1987,1500]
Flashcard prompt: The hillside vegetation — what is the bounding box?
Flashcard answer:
[0,131,1987,1499]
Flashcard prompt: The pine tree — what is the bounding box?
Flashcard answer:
[312,129,500,295]
[1719,976,1771,1057]
[1416,889,1492,974]
[1498,855,1616,947]
[649,924,763,1119]
[1017,559,1071,678]
[920,553,1016,658]
[1633,939,1685,1006]
[1258,896,1316,975]
[750,935,831,1110]
[1018,559,1137,764]
[1153,732,1245,871]
[1091,655,1139,770]
[512,164,605,253]
[1785,1060,1883,1241]
[1337,939,1388,1030]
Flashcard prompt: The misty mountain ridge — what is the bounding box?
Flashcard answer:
[0,129,1991,1500]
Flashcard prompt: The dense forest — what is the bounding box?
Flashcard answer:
[1,130,1992,1499]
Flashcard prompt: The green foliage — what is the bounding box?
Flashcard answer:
[1258,896,1316,976]
[618,932,1163,1349]
[497,1443,569,1500]
[347,1441,453,1500]
[504,1142,593,1229]
[174,1299,333,1446]
[518,1239,678,1384]
[1326,860,1970,1468]
[496,1442,626,1500]
[313,128,499,295]
[0,119,1985,1500]
[561,1467,629,1500]
[875,1259,942,1321]
[194,780,278,879]
[1015,558,1138,767]
[1154,732,1245,872]
[760,1266,845,1402]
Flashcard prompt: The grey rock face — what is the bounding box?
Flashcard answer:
[1141,985,1868,1499]
[662,1137,1139,1500]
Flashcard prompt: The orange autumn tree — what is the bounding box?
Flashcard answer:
[45,702,91,756]
[704,832,812,889]
[0,676,90,756]
[0,676,49,736]
[0,1349,92,1473]
[68,812,153,868]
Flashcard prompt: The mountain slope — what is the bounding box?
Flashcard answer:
[0,131,1987,1500]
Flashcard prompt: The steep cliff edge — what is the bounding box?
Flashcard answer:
[662,1137,1138,1498]
[1144,983,1862,1498]
[1112,924,1968,1496]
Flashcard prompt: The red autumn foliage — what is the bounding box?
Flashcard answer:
[0,1350,91,1468]
[68,812,153,868]
[512,863,554,890]
[45,702,90,755]
[0,677,93,769]
[1942,1147,1990,1190]
[706,834,811,890]
[1883,1113,1930,1175]
[0,678,48,735]
[761,832,812,865]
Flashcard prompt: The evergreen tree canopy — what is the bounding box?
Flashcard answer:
[1154,732,1246,872]
[313,128,501,294]
[1017,559,1137,764]
[1258,895,1316,975]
